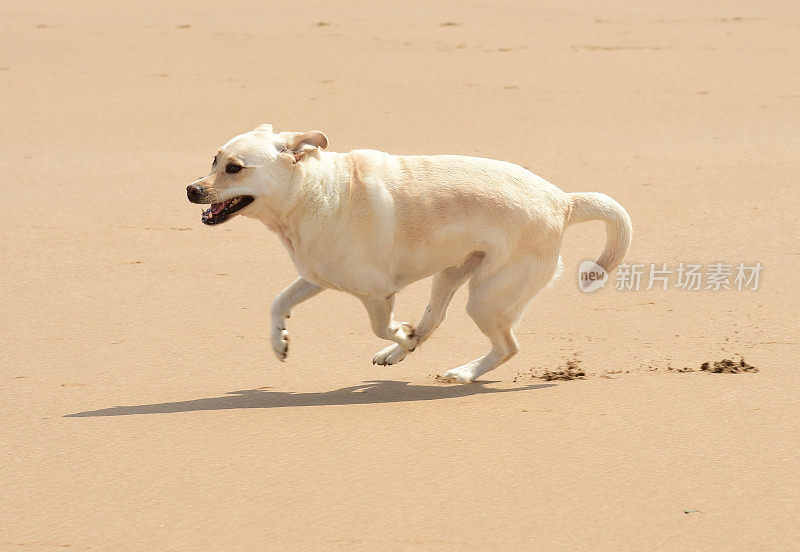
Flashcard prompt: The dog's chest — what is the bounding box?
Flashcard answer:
[274,225,385,295]
[272,223,295,255]
[273,224,335,288]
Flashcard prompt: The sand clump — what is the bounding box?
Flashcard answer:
[541,358,586,381]
[666,356,760,374]
[514,357,586,382]
[700,357,759,374]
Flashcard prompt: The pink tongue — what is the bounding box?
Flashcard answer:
[210,201,227,214]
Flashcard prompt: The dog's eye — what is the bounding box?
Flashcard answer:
[226,163,243,174]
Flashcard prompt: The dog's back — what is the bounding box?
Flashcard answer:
[342,150,572,280]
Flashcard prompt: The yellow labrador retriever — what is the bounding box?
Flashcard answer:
[186,124,632,382]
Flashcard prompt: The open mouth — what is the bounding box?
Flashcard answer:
[201,195,254,225]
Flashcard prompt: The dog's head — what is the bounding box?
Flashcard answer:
[186,124,328,225]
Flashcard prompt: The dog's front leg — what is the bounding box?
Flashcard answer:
[361,295,419,355]
[270,277,325,361]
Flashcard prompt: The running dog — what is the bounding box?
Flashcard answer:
[186,124,632,382]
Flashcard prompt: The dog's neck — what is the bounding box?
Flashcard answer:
[249,151,346,249]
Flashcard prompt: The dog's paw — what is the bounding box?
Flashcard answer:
[271,326,289,361]
[440,366,478,384]
[394,322,419,351]
[372,344,409,366]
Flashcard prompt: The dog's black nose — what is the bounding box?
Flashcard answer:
[186,184,204,201]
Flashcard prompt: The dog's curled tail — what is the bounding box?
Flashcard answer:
[567,192,632,273]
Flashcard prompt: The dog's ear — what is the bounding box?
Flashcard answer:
[255,123,273,133]
[286,130,328,162]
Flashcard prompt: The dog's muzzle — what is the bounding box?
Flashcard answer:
[186,183,254,225]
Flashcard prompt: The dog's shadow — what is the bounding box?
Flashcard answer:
[65,380,554,417]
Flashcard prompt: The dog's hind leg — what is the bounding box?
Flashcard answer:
[270,277,325,361]
[441,254,560,383]
[372,254,481,365]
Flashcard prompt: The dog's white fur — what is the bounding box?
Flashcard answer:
[188,125,632,382]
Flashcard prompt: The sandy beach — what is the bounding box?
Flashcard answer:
[2,1,798,550]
